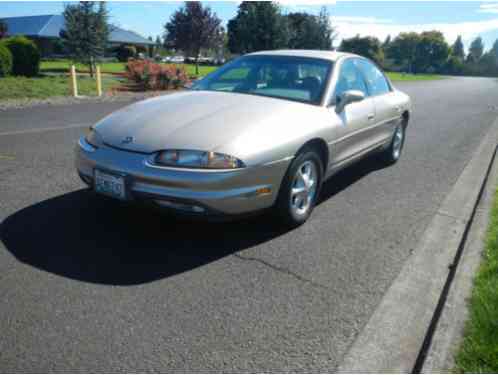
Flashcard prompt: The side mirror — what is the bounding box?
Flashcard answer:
[335,90,365,113]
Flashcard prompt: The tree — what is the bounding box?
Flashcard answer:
[468,36,484,62]
[155,35,162,55]
[0,20,7,39]
[60,1,109,77]
[227,1,289,54]
[478,51,498,76]
[317,6,336,50]
[388,32,420,73]
[477,40,498,76]
[147,36,154,57]
[451,35,465,61]
[287,12,328,49]
[413,31,450,73]
[443,55,465,75]
[489,38,498,61]
[382,35,391,49]
[165,2,221,75]
[339,35,384,65]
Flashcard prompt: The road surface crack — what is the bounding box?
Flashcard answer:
[233,253,330,291]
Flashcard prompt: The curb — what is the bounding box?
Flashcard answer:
[337,116,498,373]
[420,146,498,372]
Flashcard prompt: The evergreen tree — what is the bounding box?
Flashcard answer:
[468,36,484,62]
[490,39,498,60]
[451,35,465,60]
[383,35,391,49]
[61,1,109,77]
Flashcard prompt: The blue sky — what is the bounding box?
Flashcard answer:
[2,1,498,49]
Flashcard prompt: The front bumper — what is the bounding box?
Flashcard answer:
[75,137,291,215]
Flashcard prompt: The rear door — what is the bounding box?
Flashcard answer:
[328,58,376,166]
[355,58,402,144]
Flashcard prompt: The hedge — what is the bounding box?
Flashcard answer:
[125,59,189,90]
[2,36,40,77]
[0,43,13,77]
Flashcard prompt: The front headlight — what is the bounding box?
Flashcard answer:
[154,150,245,169]
[85,128,104,148]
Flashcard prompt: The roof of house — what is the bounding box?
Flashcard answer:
[0,14,154,45]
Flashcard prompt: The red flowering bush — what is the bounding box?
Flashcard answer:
[125,59,189,91]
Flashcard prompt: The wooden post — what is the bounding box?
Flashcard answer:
[96,66,102,97]
[70,65,78,97]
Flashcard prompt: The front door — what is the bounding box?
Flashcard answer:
[328,58,376,167]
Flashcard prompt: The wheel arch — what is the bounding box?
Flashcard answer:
[402,110,410,127]
[295,138,329,173]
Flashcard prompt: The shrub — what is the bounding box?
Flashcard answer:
[125,59,189,91]
[116,45,136,62]
[2,36,40,76]
[0,43,13,77]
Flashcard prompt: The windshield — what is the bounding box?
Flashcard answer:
[191,55,333,105]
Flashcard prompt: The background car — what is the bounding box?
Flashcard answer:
[76,50,411,226]
[169,55,185,63]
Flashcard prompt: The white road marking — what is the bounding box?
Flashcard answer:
[0,123,90,137]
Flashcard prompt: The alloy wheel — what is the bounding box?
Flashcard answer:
[290,160,318,217]
[392,125,404,160]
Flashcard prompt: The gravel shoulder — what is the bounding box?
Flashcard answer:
[0,91,171,112]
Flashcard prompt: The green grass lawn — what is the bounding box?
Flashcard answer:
[386,72,444,81]
[41,60,126,74]
[0,75,120,100]
[40,60,218,77]
[454,188,498,373]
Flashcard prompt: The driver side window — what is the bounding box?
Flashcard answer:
[333,59,368,104]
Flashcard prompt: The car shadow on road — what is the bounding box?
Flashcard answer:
[0,156,387,286]
[318,156,387,205]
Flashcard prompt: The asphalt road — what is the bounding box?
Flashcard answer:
[1,77,498,372]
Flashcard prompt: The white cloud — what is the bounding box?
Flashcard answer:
[277,0,335,13]
[334,16,393,24]
[332,16,498,46]
[278,0,336,5]
[478,3,498,14]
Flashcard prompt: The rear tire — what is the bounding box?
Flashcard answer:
[275,148,323,227]
[380,121,406,164]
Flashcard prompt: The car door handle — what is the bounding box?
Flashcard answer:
[368,113,375,120]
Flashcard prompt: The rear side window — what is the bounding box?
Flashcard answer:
[355,59,391,96]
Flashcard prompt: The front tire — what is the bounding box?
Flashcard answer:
[275,149,323,227]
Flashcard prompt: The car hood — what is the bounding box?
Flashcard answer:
[94,90,319,157]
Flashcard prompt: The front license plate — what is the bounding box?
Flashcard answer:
[94,169,126,200]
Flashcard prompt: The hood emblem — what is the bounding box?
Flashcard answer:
[122,136,134,144]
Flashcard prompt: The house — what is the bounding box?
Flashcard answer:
[0,14,154,57]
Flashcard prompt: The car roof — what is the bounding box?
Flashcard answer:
[246,49,356,62]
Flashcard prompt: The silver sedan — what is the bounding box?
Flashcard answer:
[76,50,411,226]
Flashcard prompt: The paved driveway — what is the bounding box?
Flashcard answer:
[1,77,498,372]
